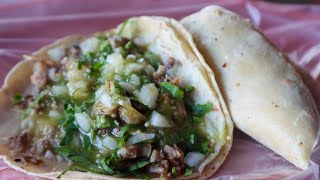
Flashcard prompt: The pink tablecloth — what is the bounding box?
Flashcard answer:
[0,0,320,179]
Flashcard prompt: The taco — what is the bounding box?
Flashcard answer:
[0,16,233,179]
[181,5,320,170]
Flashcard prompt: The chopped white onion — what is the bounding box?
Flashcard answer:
[184,152,205,167]
[126,133,155,146]
[124,63,144,75]
[135,83,158,109]
[48,110,62,119]
[102,136,119,150]
[51,85,68,97]
[106,53,125,73]
[130,74,140,87]
[80,37,100,54]
[44,150,55,160]
[150,111,174,128]
[48,68,60,82]
[47,46,65,61]
[118,81,137,94]
[75,112,96,132]
[144,64,156,76]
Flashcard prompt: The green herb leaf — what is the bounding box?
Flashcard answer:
[184,168,192,176]
[192,103,213,117]
[60,124,78,146]
[118,19,129,35]
[189,134,195,145]
[160,82,184,101]
[124,41,135,51]
[100,159,114,174]
[144,51,159,69]
[99,40,113,54]
[129,161,150,171]
[13,93,25,105]
[83,135,92,152]
[21,92,46,119]
[69,155,105,174]
[54,146,79,157]
[192,116,204,124]
[171,166,177,175]
[183,85,194,93]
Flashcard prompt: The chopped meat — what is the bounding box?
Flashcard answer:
[167,58,176,69]
[117,144,151,159]
[92,102,118,116]
[149,160,170,179]
[173,102,187,119]
[30,61,48,89]
[36,139,51,155]
[164,74,172,83]
[15,95,33,110]
[163,145,183,160]
[109,35,129,49]
[111,127,121,137]
[105,80,116,95]
[20,154,41,165]
[97,128,108,136]
[8,131,29,154]
[172,77,180,86]
[68,45,81,58]
[152,65,165,81]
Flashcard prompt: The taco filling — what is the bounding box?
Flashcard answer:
[8,29,222,179]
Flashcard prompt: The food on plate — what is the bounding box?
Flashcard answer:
[0,16,233,179]
[181,5,320,170]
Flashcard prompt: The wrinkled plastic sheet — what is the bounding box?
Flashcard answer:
[0,0,320,179]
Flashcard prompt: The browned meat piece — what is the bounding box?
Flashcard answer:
[37,139,51,155]
[68,46,81,58]
[109,35,129,49]
[173,102,187,119]
[167,57,176,69]
[14,95,33,110]
[8,131,29,154]
[117,144,151,159]
[172,77,180,86]
[30,61,48,89]
[152,65,165,81]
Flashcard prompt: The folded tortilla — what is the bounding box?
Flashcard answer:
[0,16,233,179]
[181,5,320,170]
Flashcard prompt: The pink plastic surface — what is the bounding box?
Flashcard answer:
[0,0,320,179]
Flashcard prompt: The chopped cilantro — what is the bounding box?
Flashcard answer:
[184,85,194,93]
[13,93,24,105]
[171,166,177,175]
[184,168,192,176]
[117,19,129,35]
[129,161,150,171]
[160,82,184,101]
[60,124,78,146]
[144,51,159,69]
[99,40,113,54]
[100,159,114,174]
[192,103,213,117]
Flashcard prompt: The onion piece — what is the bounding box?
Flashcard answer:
[130,74,140,87]
[118,81,137,94]
[75,113,96,132]
[80,37,99,54]
[106,53,125,73]
[102,136,119,150]
[119,105,145,124]
[150,111,174,128]
[51,85,68,97]
[47,46,65,61]
[135,83,158,109]
[126,133,155,146]
[184,152,205,167]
